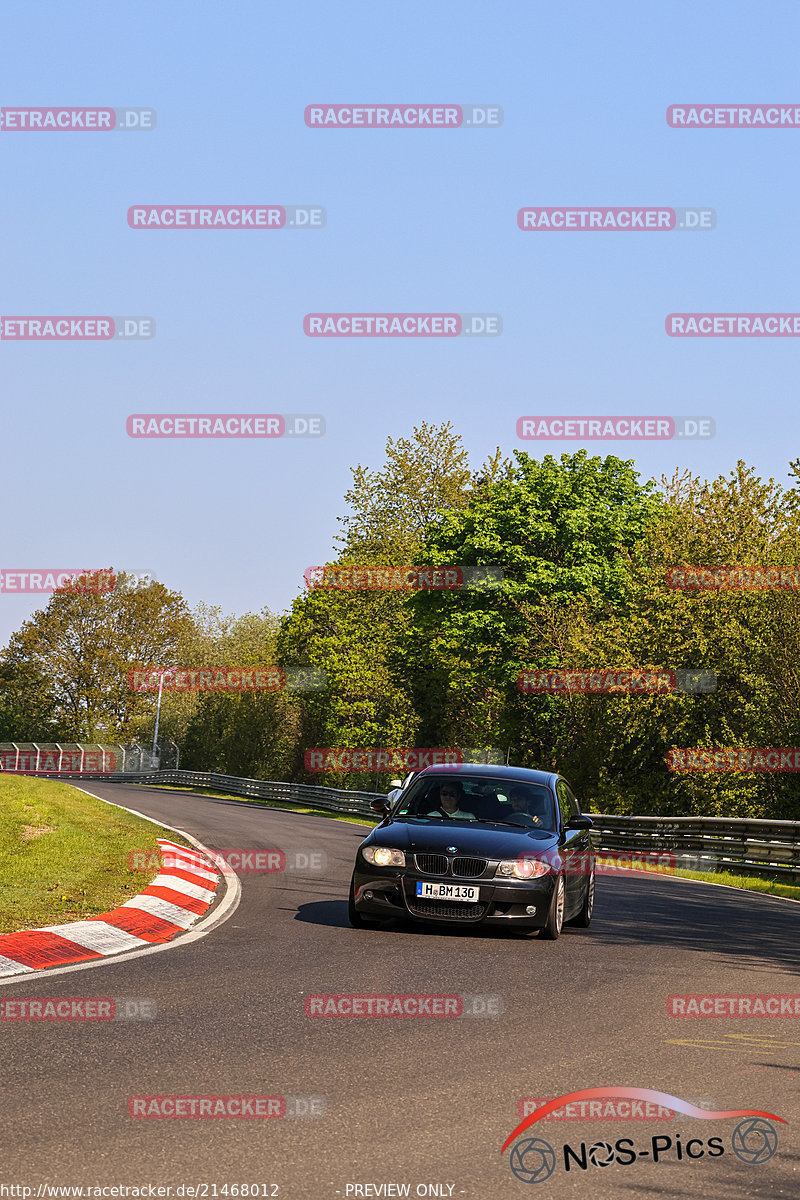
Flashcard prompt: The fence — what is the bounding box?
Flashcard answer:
[0,740,179,773]
[4,763,799,880]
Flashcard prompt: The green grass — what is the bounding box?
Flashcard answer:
[0,776,190,933]
[664,866,800,901]
[135,782,378,827]
[596,856,800,901]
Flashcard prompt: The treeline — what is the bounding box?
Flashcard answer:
[3,422,800,819]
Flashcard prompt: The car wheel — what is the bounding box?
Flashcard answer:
[538,874,565,940]
[348,876,366,927]
[565,866,594,928]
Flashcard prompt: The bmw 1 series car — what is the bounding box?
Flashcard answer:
[348,764,594,939]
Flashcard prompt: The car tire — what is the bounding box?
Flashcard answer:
[538,873,565,940]
[565,866,594,928]
[348,876,366,927]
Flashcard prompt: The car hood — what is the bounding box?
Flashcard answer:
[367,818,560,857]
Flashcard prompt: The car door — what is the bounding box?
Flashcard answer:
[556,779,590,916]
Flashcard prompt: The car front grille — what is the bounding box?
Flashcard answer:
[414,853,448,875]
[452,857,488,878]
[408,900,488,921]
[413,854,488,876]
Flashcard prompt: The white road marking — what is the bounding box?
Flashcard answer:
[159,856,219,882]
[147,873,217,901]
[39,920,149,954]
[0,955,34,977]
[122,894,198,928]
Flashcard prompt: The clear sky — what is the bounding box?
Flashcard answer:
[2,0,799,643]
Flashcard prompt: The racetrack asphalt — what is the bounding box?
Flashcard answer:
[2,781,798,1198]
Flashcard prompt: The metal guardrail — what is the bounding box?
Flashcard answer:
[7,766,800,880]
[587,812,800,880]
[26,767,382,817]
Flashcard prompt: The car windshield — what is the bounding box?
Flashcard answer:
[392,775,556,830]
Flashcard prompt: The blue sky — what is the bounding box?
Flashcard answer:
[2,0,799,642]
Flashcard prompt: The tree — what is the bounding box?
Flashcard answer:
[402,450,661,767]
[0,571,193,741]
[179,608,299,778]
[279,423,500,784]
[336,421,473,558]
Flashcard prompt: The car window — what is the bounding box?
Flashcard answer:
[393,775,557,827]
[563,781,581,813]
[556,780,578,826]
[395,779,476,817]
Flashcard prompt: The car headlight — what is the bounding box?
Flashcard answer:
[495,857,551,879]
[362,846,406,867]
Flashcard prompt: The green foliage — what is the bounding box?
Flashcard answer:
[277,422,490,787]
[0,571,192,741]
[178,609,299,779]
[2,440,799,822]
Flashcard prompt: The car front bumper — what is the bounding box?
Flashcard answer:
[351,866,556,928]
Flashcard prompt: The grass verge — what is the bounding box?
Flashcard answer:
[0,775,190,933]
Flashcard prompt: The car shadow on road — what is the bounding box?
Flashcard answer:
[593,874,800,975]
[293,899,563,941]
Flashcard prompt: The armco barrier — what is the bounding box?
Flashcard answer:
[15,767,381,818]
[588,812,800,880]
[6,765,799,879]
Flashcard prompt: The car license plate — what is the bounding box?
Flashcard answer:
[415,882,479,902]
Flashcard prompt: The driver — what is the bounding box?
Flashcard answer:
[426,780,475,820]
[509,785,542,825]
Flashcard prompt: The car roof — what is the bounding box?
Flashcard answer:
[412,763,558,787]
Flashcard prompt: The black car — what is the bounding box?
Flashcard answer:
[348,764,594,939]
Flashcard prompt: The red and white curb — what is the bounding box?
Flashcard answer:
[0,839,222,978]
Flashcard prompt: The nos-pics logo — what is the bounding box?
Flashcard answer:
[501,1088,783,1184]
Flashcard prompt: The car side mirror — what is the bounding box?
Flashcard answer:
[566,814,593,830]
[370,798,390,814]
